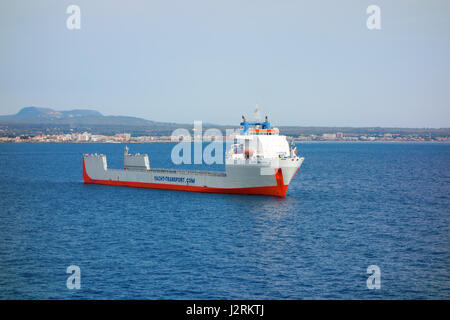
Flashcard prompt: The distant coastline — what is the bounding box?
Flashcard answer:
[1,132,449,143]
[1,107,449,142]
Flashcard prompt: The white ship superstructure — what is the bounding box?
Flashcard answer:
[83,116,304,197]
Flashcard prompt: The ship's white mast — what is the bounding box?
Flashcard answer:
[253,104,262,122]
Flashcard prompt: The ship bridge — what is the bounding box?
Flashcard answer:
[239,115,279,135]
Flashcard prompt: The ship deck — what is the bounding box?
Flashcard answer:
[111,168,227,177]
[150,168,227,177]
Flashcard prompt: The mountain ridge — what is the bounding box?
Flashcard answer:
[0,106,197,136]
[0,106,155,125]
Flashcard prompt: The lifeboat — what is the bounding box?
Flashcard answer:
[244,148,254,156]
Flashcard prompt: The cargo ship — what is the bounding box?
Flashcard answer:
[83,116,304,197]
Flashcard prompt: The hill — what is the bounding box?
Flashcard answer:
[0,107,189,136]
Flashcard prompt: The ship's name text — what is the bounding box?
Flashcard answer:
[154,176,195,184]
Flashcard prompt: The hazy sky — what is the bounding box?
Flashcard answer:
[1,0,449,127]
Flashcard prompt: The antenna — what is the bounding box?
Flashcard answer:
[253,105,261,122]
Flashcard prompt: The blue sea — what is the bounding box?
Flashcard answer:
[0,142,449,299]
